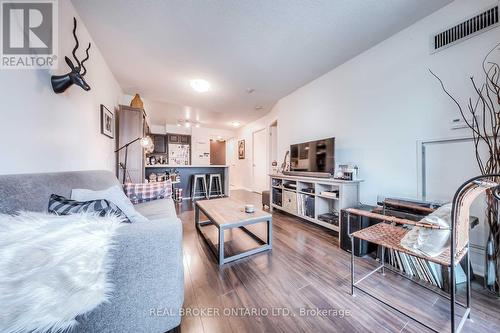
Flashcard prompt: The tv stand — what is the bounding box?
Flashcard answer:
[270,173,362,240]
[283,171,331,178]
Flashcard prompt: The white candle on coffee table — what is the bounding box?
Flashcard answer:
[245,204,255,213]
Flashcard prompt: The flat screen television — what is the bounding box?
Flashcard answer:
[290,138,335,175]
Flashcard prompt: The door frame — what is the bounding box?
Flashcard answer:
[252,127,267,193]
[268,120,278,178]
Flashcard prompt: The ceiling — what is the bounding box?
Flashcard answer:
[72,0,452,129]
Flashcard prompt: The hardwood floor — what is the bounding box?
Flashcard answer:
[176,190,500,333]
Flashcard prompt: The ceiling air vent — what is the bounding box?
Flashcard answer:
[431,4,499,53]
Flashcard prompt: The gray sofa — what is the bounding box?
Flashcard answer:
[0,170,184,333]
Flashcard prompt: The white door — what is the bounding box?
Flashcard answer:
[252,128,267,193]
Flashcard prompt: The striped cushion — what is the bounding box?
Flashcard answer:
[48,194,130,222]
[123,180,172,205]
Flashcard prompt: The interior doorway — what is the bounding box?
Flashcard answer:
[210,139,226,165]
[252,128,267,193]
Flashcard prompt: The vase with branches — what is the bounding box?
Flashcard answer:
[430,43,500,295]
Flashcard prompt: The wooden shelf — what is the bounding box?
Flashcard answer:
[147,180,180,184]
[312,217,340,232]
[316,194,339,200]
[298,190,315,196]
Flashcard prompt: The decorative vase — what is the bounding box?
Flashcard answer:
[485,233,499,295]
[484,198,500,297]
[130,93,144,109]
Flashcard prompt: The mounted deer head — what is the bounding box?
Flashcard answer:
[51,18,91,94]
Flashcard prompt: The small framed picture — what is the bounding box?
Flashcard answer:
[238,139,245,159]
[100,104,114,138]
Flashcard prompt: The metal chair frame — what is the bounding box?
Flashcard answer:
[191,174,208,200]
[348,174,500,333]
[208,173,223,199]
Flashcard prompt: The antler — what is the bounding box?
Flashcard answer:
[81,43,91,76]
[71,17,81,68]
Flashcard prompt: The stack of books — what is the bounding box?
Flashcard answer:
[385,248,443,288]
[297,194,315,218]
[383,248,466,290]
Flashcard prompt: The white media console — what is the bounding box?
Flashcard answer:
[269,173,362,235]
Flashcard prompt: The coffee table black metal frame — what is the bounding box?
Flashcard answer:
[195,203,272,266]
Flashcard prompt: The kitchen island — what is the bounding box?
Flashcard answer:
[145,165,229,199]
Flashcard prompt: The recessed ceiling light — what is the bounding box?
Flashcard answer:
[177,123,181,127]
[195,123,200,128]
[255,105,264,110]
[231,121,241,127]
[190,79,210,93]
[184,121,191,128]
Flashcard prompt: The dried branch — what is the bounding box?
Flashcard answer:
[429,69,480,136]
[430,44,500,273]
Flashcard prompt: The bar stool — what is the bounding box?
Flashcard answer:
[191,174,208,200]
[208,173,223,199]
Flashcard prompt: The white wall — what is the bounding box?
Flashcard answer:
[233,0,499,274]
[235,0,498,201]
[0,0,122,175]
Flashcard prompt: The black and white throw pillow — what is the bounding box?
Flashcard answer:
[48,194,130,223]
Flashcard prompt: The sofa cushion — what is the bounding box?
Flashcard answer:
[48,194,130,222]
[134,198,177,221]
[71,186,148,223]
[123,180,172,204]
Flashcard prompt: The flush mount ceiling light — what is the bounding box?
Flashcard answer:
[255,105,264,110]
[190,79,210,93]
[231,121,241,127]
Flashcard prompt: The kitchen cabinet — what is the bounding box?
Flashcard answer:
[168,134,180,143]
[152,134,167,154]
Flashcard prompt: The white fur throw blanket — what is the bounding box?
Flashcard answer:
[0,212,123,333]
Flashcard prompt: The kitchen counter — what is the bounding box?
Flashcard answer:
[145,165,229,198]
[146,165,228,168]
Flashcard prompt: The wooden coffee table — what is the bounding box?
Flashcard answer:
[195,198,272,265]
